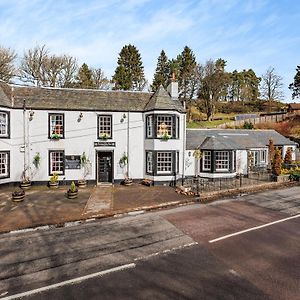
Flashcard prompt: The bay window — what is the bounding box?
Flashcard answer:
[146,114,179,139]
[202,151,211,171]
[215,151,229,171]
[146,150,179,175]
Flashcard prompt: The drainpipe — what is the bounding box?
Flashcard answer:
[127,110,130,178]
[23,100,26,180]
[182,110,186,185]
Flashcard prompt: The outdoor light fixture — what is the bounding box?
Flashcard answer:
[78,112,83,122]
[29,110,34,121]
[120,113,127,123]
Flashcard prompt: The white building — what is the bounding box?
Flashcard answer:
[0,81,185,185]
[0,80,297,186]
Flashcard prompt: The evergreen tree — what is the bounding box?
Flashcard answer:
[76,63,94,89]
[177,46,197,100]
[240,69,261,102]
[289,65,300,99]
[272,147,282,176]
[284,148,293,164]
[151,50,169,91]
[112,44,146,91]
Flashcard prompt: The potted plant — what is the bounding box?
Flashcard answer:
[12,188,25,202]
[77,152,91,188]
[99,133,109,140]
[161,132,171,141]
[119,152,128,168]
[33,152,41,168]
[20,169,31,189]
[49,173,59,188]
[51,133,61,140]
[67,181,78,199]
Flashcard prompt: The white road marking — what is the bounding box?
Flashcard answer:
[0,263,135,300]
[209,214,300,243]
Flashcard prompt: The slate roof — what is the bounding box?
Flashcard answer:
[0,81,184,113]
[288,103,300,110]
[144,85,185,112]
[186,129,296,150]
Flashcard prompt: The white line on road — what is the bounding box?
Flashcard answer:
[0,263,136,300]
[209,214,300,243]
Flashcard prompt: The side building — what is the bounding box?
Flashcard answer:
[0,81,185,186]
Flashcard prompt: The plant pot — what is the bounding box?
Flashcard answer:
[20,181,31,190]
[12,190,25,202]
[123,178,133,186]
[77,180,87,188]
[48,181,59,188]
[67,190,78,199]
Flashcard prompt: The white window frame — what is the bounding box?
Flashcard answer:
[0,151,9,178]
[146,115,153,138]
[49,150,65,175]
[98,115,112,139]
[49,113,64,138]
[156,115,173,138]
[215,151,229,171]
[249,149,267,166]
[0,111,9,138]
[157,152,173,174]
[146,151,153,173]
[202,151,211,171]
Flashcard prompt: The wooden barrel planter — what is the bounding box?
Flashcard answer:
[67,190,78,199]
[77,180,87,188]
[12,189,25,202]
[48,181,59,188]
[20,180,31,190]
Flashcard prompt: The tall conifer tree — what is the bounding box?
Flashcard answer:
[289,65,300,99]
[151,50,169,91]
[76,63,94,88]
[112,44,146,91]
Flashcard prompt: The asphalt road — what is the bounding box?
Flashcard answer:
[0,186,299,300]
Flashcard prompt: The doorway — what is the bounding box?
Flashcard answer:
[97,151,113,183]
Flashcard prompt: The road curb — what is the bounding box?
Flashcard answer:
[2,181,299,235]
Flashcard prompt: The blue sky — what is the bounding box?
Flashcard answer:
[0,0,299,101]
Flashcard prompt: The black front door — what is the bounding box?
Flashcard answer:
[97,152,113,183]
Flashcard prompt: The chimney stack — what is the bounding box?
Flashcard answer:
[167,73,178,100]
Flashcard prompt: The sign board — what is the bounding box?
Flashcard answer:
[65,155,81,169]
[94,141,116,147]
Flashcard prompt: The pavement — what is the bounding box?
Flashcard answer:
[0,183,192,233]
[0,186,299,300]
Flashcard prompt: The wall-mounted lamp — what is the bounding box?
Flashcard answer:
[188,151,192,157]
[78,112,83,122]
[29,110,34,121]
[120,113,127,123]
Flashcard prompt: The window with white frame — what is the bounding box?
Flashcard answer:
[249,150,267,166]
[0,111,9,138]
[0,151,9,178]
[146,151,153,174]
[146,115,153,138]
[215,151,229,171]
[49,114,64,138]
[156,115,172,138]
[202,151,211,171]
[49,150,64,175]
[157,152,173,174]
[98,115,112,139]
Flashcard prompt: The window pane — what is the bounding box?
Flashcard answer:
[203,151,211,170]
[146,115,153,138]
[0,112,8,136]
[157,152,172,174]
[215,151,229,170]
[157,116,172,137]
[99,115,112,138]
[146,152,153,173]
[50,151,64,174]
[0,152,8,177]
[50,114,64,137]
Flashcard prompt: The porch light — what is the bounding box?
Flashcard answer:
[29,110,34,121]
[78,112,83,122]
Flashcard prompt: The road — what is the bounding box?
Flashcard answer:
[0,186,299,299]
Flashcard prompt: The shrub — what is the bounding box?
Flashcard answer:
[272,147,282,176]
[284,148,293,164]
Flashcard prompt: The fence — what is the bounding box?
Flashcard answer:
[218,113,288,128]
[182,172,273,195]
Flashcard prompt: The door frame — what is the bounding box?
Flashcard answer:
[96,150,114,184]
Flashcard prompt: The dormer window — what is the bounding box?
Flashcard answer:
[49,113,64,139]
[0,111,10,138]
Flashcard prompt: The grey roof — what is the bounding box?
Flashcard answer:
[144,85,185,112]
[186,129,296,150]
[0,81,184,113]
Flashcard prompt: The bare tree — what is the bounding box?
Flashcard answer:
[260,67,284,108]
[0,46,17,82]
[197,59,230,121]
[20,45,78,87]
[91,67,110,90]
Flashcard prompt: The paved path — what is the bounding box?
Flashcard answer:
[83,185,112,214]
